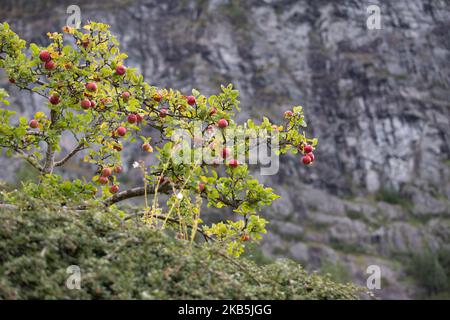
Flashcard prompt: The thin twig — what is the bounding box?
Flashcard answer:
[54,141,87,167]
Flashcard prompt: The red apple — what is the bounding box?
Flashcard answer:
[81,39,90,48]
[85,82,97,92]
[228,159,239,168]
[307,152,315,162]
[29,119,39,129]
[186,95,196,105]
[98,176,109,185]
[114,165,123,174]
[303,144,313,153]
[142,143,153,152]
[127,114,137,124]
[115,65,126,75]
[109,185,119,194]
[44,60,56,70]
[90,100,96,108]
[39,50,51,62]
[159,108,168,118]
[121,91,130,100]
[49,94,60,105]
[302,155,312,165]
[217,118,229,128]
[240,234,250,241]
[198,183,206,192]
[101,167,112,177]
[136,114,144,122]
[284,110,293,118]
[8,78,16,84]
[153,92,162,102]
[116,126,127,136]
[81,99,91,109]
[209,107,217,116]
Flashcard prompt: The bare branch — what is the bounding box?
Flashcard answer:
[25,130,46,137]
[102,183,172,207]
[54,141,87,167]
[42,110,58,174]
[123,212,212,242]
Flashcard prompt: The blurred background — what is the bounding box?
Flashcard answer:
[0,0,449,299]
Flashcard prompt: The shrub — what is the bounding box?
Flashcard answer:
[407,250,450,298]
[320,260,351,284]
[0,206,360,299]
[375,189,413,209]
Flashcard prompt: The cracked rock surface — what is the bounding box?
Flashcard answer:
[1,0,449,299]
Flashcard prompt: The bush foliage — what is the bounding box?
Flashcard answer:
[0,206,360,299]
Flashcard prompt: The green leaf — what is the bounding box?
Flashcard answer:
[62,45,73,55]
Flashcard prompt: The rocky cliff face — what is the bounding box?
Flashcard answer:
[1,0,449,299]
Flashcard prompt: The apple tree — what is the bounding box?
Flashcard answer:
[0,22,317,256]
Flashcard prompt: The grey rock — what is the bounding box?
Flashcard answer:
[1,0,449,299]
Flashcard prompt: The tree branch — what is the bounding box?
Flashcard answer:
[42,110,58,174]
[102,183,171,207]
[123,212,212,242]
[54,141,87,167]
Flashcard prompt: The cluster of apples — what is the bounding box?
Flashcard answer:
[151,93,196,119]
[81,64,126,109]
[39,50,56,70]
[300,143,315,165]
[127,113,144,124]
[98,166,122,194]
[284,109,316,165]
[81,81,98,110]
[207,108,239,167]
[220,146,239,168]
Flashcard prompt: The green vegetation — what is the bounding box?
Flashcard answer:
[0,206,360,299]
[375,189,413,209]
[320,260,351,284]
[406,250,450,299]
[218,0,249,29]
[329,239,367,255]
[345,209,371,225]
